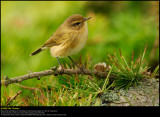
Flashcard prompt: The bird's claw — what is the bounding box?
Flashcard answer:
[58,66,64,75]
[79,66,85,74]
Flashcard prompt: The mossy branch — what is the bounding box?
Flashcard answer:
[1,66,115,86]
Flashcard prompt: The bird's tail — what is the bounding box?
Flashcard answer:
[30,46,48,56]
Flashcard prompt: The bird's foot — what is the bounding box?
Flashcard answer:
[57,65,64,75]
[79,65,85,74]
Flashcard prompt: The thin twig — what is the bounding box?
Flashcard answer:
[6,90,22,105]
[15,84,40,91]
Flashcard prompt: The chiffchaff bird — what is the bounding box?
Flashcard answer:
[30,14,91,72]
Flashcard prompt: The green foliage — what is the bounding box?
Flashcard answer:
[108,45,150,89]
[1,46,158,106]
[151,65,159,78]
[1,1,159,106]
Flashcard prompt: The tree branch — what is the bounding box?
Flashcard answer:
[1,66,114,86]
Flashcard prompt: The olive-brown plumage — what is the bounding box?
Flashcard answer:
[30,14,91,72]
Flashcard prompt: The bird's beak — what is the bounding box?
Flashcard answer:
[83,17,92,22]
[86,17,92,20]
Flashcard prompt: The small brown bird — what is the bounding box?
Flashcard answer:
[30,14,91,72]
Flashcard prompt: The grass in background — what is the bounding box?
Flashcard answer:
[2,45,158,106]
[1,1,159,106]
[1,1,158,77]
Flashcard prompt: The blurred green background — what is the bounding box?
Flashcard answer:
[1,1,159,86]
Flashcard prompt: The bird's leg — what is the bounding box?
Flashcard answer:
[56,57,64,74]
[68,56,85,73]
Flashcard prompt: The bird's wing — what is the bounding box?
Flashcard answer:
[43,32,69,48]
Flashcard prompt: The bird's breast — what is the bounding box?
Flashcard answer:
[50,23,88,57]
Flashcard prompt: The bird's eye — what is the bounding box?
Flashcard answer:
[73,22,81,26]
